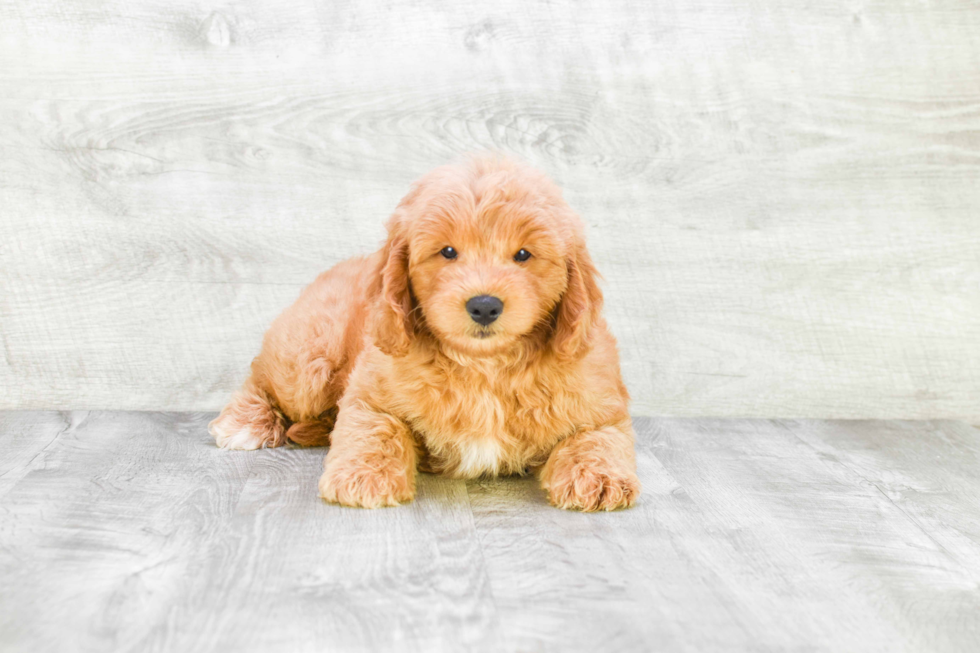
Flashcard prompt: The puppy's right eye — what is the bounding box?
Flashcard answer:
[440,246,458,260]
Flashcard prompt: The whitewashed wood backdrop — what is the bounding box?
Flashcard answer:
[1,1,978,420]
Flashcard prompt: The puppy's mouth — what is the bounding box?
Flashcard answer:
[473,329,494,339]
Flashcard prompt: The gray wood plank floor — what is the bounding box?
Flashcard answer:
[1,412,978,652]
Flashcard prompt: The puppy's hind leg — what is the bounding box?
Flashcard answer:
[286,407,337,447]
[209,379,289,450]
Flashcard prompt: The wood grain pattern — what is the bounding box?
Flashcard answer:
[1,412,979,651]
[2,0,979,419]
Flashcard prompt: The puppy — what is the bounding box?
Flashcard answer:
[210,156,640,511]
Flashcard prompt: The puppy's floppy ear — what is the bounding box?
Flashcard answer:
[552,235,603,361]
[373,219,414,357]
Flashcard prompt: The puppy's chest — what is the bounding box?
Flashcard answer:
[396,368,575,478]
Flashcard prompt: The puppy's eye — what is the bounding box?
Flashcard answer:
[513,248,532,262]
[440,246,458,260]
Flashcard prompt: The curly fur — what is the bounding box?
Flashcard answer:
[210,155,640,511]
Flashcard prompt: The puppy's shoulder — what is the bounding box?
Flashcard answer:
[569,321,630,414]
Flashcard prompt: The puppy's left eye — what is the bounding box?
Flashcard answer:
[513,248,532,262]
[440,246,458,260]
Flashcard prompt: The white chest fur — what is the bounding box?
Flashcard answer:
[454,436,506,478]
[393,352,571,478]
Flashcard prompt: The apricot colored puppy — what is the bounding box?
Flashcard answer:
[210,156,640,511]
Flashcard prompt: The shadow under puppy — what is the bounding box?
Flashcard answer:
[210,156,640,511]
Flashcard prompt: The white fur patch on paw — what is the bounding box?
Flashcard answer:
[209,418,267,450]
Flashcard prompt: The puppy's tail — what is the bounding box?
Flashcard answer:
[286,418,334,447]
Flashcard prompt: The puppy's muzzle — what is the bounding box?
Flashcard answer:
[466,295,503,326]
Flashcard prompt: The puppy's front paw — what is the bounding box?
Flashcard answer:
[318,453,415,508]
[542,463,640,512]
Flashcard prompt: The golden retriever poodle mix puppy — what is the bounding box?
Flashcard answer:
[210,156,640,511]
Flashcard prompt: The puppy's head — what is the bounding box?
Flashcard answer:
[374,156,602,360]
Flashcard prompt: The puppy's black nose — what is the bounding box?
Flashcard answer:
[466,295,503,326]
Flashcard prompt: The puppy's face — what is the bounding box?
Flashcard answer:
[408,198,567,356]
[377,159,601,359]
